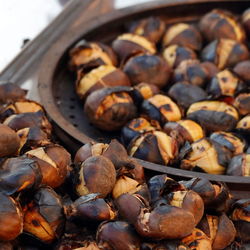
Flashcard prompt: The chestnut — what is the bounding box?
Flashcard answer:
[141,94,182,125]
[181,228,212,250]
[57,240,100,250]
[236,115,250,137]
[234,93,250,116]
[0,82,27,104]
[128,130,178,165]
[162,23,202,51]
[25,144,71,188]
[198,213,236,249]
[97,221,141,250]
[227,153,250,176]
[69,41,117,71]
[84,87,137,131]
[123,54,171,88]
[127,16,165,43]
[112,33,156,63]
[168,82,208,109]
[201,39,249,70]
[74,155,116,198]
[135,205,195,239]
[23,187,64,244]
[0,156,42,195]
[180,138,232,175]
[65,193,116,222]
[162,45,197,69]
[199,9,246,42]
[230,199,250,242]
[0,193,23,241]
[233,60,250,84]
[186,100,239,132]
[164,120,204,146]
[207,69,246,98]
[0,242,13,250]
[0,124,20,157]
[242,8,250,38]
[76,65,131,100]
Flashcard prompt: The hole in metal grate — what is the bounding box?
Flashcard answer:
[73,123,78,127]
[69,105,75,109]
[69,114,75,119]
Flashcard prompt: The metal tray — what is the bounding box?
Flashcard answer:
[38,0,250,198]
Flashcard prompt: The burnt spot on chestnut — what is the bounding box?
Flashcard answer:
[242,8,250,39]
[84,87,137,131]
[233,60,250,84]
[69,41,117,71]
[168,82,208,110]
[76,65,131,100]
[199,9,246,42]
[123,54,171,88]
[112,33,156,63]
[163,45,197,69]
[128,131,178,165]
[234,93,250,116]
[187,100,239,132]
[201,39,249,70]
[141,94,182,125]
[97,221,141,250]
[180,138,232,175]
[75,155,116,198]
[227,153,250,176]
[162,23,202,51]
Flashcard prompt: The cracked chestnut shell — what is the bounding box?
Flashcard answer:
[234,93,250,116]
[201,39,249,70]
[0,193,23,241]
[141,94,182,125]
[84,87,137,131]
[75,155,116,198]
[127,16,165,43]
[25,144,71,188]
[187,100,239,132]
[180,138,232,175]
[242,8,250,38]
[199,9,246,42]
[76,65,131,100]
[227,153,250,176]
[162,23,202,51]
[198,213,236,249]
[168,82,208,110]
[128,130,178,165]
[23,187,65,244]
[69,41,117,71]
[123,54,171,88]
[233,60,250,84]
[0,124,20,157]
[97,221,141,250]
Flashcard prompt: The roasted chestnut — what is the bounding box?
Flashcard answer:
[227,153,250,176]
[25,144,71,188]
[128,130,178,165]
[187,100,239,132]
[112,33,156,63]
[0,124,20,157]
[236,115,250,136]
[201,39,249,70]
[0,156,42,195]
[242,8,250,38]
[199,9,246,42]
[162,45,197,69]
[97,221,141,250]
[69,41,117,71]
[198,213,236,249]
[127,16,165,43]
[76,65,131,100]
[74,155,116,198]
[164,120,204,146]
[180,138,232,174]
[207,69,246,98]
[23,187,64,244]
[84,87,137,131]
[233,60,250,84]
[234,93,250,116]
[123,54,171,88]
[162,23,202,51]
[0,193,23,241]
[57,240,100,250]
[0,242,14,250]
[141,94,182,125]
[168,82,208,109]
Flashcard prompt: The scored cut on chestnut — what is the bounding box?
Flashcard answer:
[227,153,250,176]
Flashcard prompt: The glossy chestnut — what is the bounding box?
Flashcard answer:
[227,153,250,176]
[242,8,250,38]
[234,93,250,116]
[233,60,250,84]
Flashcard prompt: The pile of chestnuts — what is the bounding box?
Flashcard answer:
[69,8,250,177]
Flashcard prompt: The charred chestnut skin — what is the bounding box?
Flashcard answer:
[233,60,250,84]
[97,221,141,250]
[234,93,250,116]
[84,87,137,131]
[227,153,250,176]
[0,193,23,241]
[123,54,171,88]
